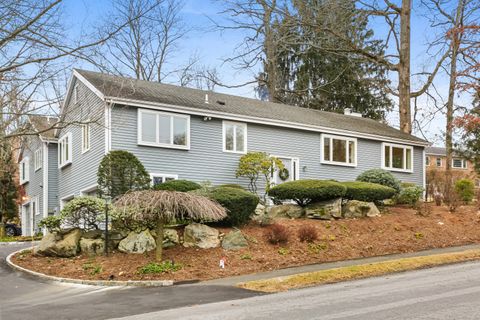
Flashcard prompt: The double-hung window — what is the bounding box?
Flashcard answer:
[58,132,72,168]
[34,148,42,171]
[150,173,178,187]
[436,157,442,167]
[138,109,190,149]
[382,143,413,172]
[81,123,91,153]
[452,158,467,169]
[19,157,30,184]
[321,134,356,166]
[223,121,247,153]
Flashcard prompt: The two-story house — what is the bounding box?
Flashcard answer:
[19,69,429,235]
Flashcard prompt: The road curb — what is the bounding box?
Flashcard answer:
[6,248,174,287]
[0,241,40,246]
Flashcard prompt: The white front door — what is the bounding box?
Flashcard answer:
[273,157,300,186]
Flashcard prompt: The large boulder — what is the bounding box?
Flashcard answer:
[269,204,304,219]
[222,230,248,250]
[35,228,82,257]
[183,223,220,249]
[254,203,266,216]
[118,230,156,254]
[306,198,342,220]
[342,200,380,219]
[163,229,180,248]
[80,238,105,256]
[82,230,103,239]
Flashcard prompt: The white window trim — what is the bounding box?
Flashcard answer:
[452,158,468,169]
[32,196,40,216]
[222,120,247,154]
[19,157,30,184]
[137,109,190,150]
[60,194,75,211]
[436,157,442,167]
[381,142,414,173]
[58,132,73,168]
[320,134,357,167]
[150,173,179,187]
[34,148,42,171]
[80,184,98,196]
[81,122,91,154]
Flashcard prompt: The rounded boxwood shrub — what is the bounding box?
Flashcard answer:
[194,187,259,226]
[356,169,401,193]
[154,179,201,192]
[396,185,424,206]
[342,181,396,202]
[454,178,475,203]
[267,180,347,207]
[60,196,109,231]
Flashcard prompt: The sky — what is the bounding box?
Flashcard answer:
[61,0,473,147]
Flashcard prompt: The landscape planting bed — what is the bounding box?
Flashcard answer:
[12,204,480,282]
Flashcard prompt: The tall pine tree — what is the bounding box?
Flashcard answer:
[269,0,392,120]
[0,140,19,224]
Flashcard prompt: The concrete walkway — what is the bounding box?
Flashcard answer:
[201,243,480,286]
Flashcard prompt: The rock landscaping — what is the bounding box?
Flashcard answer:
[14,204,480,283]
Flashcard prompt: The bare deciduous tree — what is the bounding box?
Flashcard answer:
[92,0,188,82]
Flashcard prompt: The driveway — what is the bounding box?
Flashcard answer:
[0,244,260,320]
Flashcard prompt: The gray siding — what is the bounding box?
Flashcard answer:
[47,143,59,213]
[21,135,44,231]
[57,79,105,202]
[111,106,424,191]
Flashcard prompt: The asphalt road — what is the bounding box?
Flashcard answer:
[0,244,260,320]
[116,260,480,320]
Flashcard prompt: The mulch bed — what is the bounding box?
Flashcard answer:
[11,204,480,282]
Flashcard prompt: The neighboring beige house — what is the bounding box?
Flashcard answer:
[425,146,479,199]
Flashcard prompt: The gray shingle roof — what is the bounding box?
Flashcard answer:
[76,69,427,145]
[28,115,58,139]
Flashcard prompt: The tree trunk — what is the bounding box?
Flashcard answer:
[262,0,279,103]
[155,221,165,262]
[445,0,465,199]
[399,0,412,134]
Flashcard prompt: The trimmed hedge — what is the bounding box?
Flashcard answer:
[193,187,259,226]
[356,169,401,193]
[216,184,246,190]
[342,181,396,202]
[154,180,201,192]
[267,180,347,207]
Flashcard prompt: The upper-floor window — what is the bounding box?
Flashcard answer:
[34,148,42,171]
[382,143,413,172]
[150,173,178,187]
[452,158,467,169]
[436,157,442,167]
[223,121,247,153]
[138,109,189,149]
[58,132,72,168]
[321,134,356,166]
[19,157,30,184]
[81,123,91,153]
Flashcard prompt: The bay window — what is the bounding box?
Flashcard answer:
[321,134,356,166]
[138,109,189,149]
[382,143,413,172]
